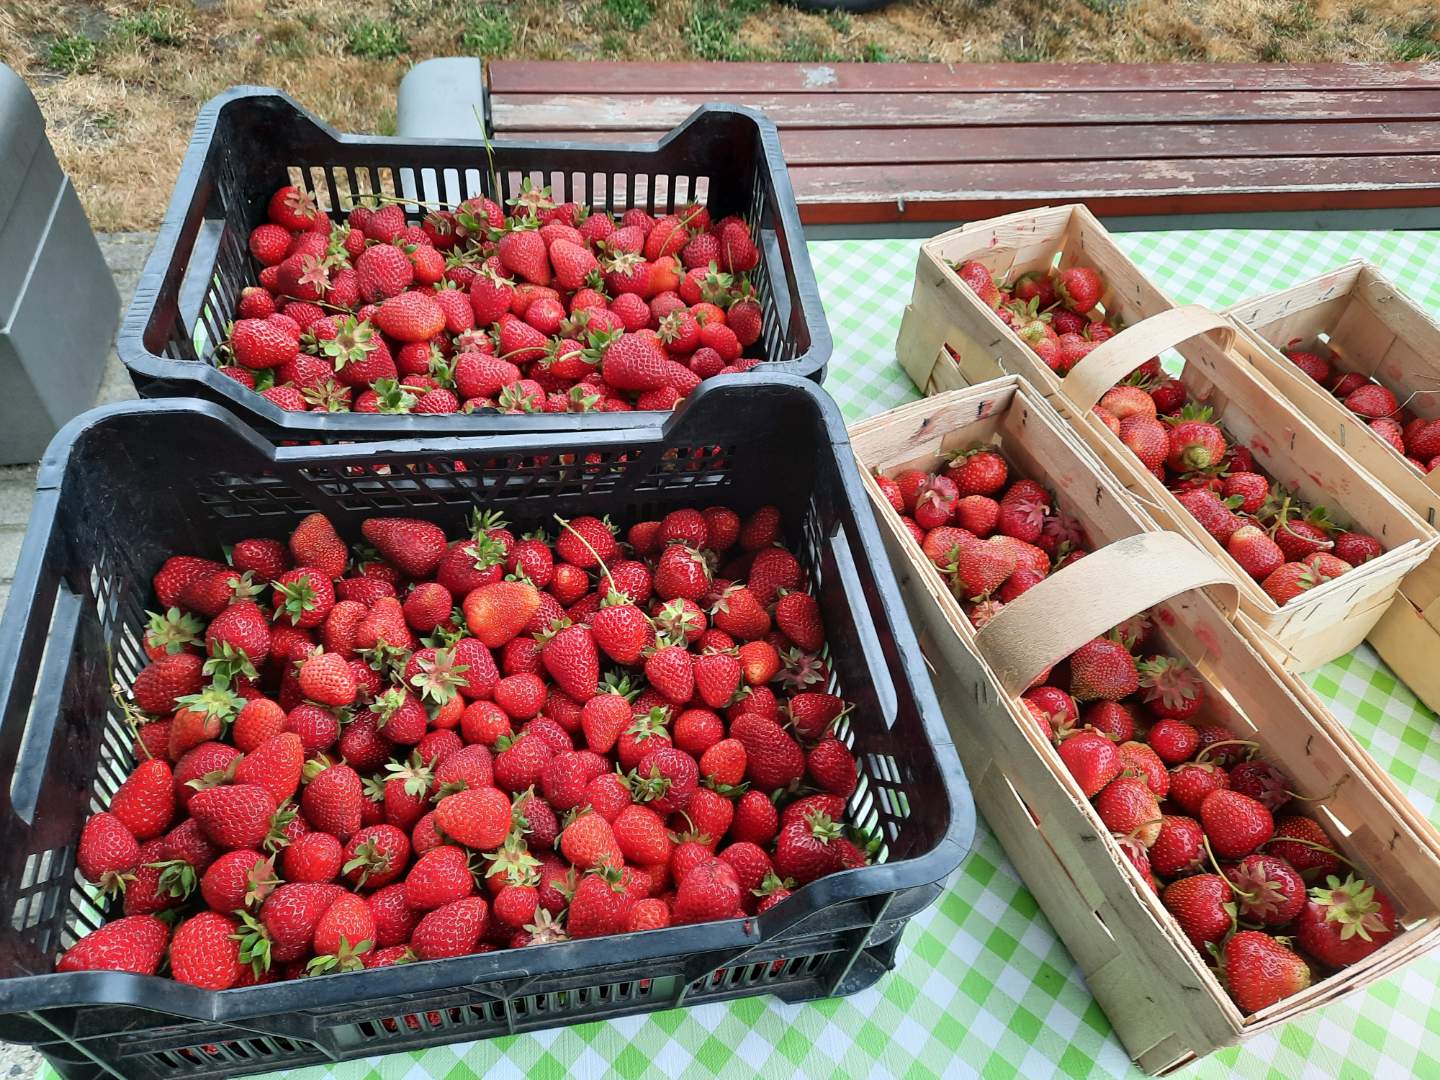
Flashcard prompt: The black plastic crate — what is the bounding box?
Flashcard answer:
[118,86,831,438]
[0,375,972,1079]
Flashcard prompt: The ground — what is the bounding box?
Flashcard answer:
[2,0,1439,229]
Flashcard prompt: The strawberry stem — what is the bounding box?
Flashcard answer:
[1202,834,1257,902]
[552,514,618,596]
[1260,833,1359,871]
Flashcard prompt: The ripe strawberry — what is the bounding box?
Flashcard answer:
[1295,875,1397,967]
[434,787,511,851]
[950,537,1015,601]
[78,812,140,892]
[1226,525,1285,582]
[464,580,542,647]
[1166,413,1228,472]
[1223,930,1310,1013]
[404,846,475,911]
[110,759,175,840]
[539,622,600,701]
[1200,789,1274,860]
[710,585,770,641]
[1069,638,1139,702]
[1261,562,1320,605]
[1057,266,1103,313]
[955,260,1000,307]
[1084,701,1135,743]
[672,856,742,925]
[231,317,299,370]
[1176,489,1242,544]
[1333,532,1382,565]
[132,651,205,716]
[58,914,170,975]
[1268,816,1344,880]
[1150,815,1205,877]
[1057,731,1122,797]
[613,804,672,865]
[307,893,377,973]
[1170,761,1230,815]
[1146,717,1199,765]
[1162,873,1234,948]
[560,811,622,870]
[996,480,1050,543]
[201,849,278,911]
[1227,853,1306,927]
[654,544,710,602]
[411,896,490,960]
[298,650,357,707]
[732,711,806,791]
[1283,346,1331,383]
[1344,382,1399,419]
[693,652,742,709]
[644,645,694,704]
[188,785,277,851]
[1098,385,1157,422]
[360,518,447,578]
[282,831,343,884]
[170,912,242,990]
[807,737,857,798]
[302,763,365,841]
[774,811,848,885]
[234,732,304,807]
[632,746,698,814]
[142,606,204,659]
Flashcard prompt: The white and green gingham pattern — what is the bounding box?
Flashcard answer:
[65,232,1440,1080]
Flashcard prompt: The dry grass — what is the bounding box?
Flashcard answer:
[4,0,1440,231]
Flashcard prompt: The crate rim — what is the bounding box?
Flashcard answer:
[117,85,833,435]
[0,376,973,1025]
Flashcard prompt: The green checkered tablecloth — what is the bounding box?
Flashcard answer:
[87,231,1440,1080]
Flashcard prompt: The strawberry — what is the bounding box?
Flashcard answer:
[632,746,698,814]
[307,893,376,974]
[170,911,242,989]
[1333,532,1382,565]
[360,518,447,578]
[1343,382,1399,419]
[655,544,711,601]
[672,856,742,924]
[1261,562,1320,605]
[282,832,343,884]
[302,763,365,841]
[411,896,490,960]
[1166,410,1227,472]
[78,812,140,892]
[1176,489,1242,544]
[644,645,694,704]
[1170,761,1230,815]
[1056,266,1103,313]
[434,786,511,851]
[1294,875,1397,967]
[1221,472,1270,515]
[1150,815,1205,877]
[143,606,204,659]
[1144,719,1198,768]
[298,650,357,707]
[1162,873,1234,948]
[1097,385,1156,422]
[540,622,600,701]
[1227,853,1306,926]
[1069,638,1138,702]
[58,914,170,975]
[231,317,299,370]
[1268,816,1344,880]
[560,811,622,870]
[996,480,1050,543]
[188,785,277,851]
[773,811,847,885]
[1283,346,1331,383]
[132,651,205,715]
[693,652,741,709]
[955,261,1000,308]
[1084,701,1135,743]
[1136,655,1204,721]
[732,711,806,791]
[201,849,278,912]
[110,759,176,840]
[234,732,304,807]
[464,580,542,647]
[568,865,637,937]
[1200,789,1273,860]
[1222,930,1310,1013]
[711,585,771,641]
[403,845,475,912]
[1057,731,1122,797]
[581,692,633,755]
[1227,525,1285,582]
[950,537,1016,600]
[807,737,857,798]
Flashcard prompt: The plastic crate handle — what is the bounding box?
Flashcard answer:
[830,522,899,726]
[1059,305,1236,413]
[971,533,1238,698]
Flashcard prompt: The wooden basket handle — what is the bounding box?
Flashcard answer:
[1060,305,1236,413]
[972,532,1239,697]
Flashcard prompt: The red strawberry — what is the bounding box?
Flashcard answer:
[956,260,1000,307]
[499,229,552,285]
[807,737,857,797]
[1200,789,1273,859]
[464,580,542,648]
[1166,412,1227,472]
[282,832,343,884]
[1227,525,1285,582]
[560,811,622,871]
[540,622,600,701]
[1150,815,1205,877]
[568,865,637,938]
[170,911,242,989]
[1085,701,1135,743]
[731,712,805,792]
[58,914,170,975]
[302,763,365,841]
[1176,489,1242,544]
[110,759,176,840]
[1069,638,1139,702]
[1261,562,1320,605]
[1136,655,1204,721]
[1057,731,1122,797]
[1295,875,1397,967]
[297,650,357,707]
[1344,383,1399,419]
[360,518,446,578]
[693,652,741,709]
[644,645,694,704]
[78,812,140,892]
[1229,760,1293,813]
[1223,930,1310,1013]
[234,732,304,807]
[632,746,698,814]
[950,537,1015,601]
[1170,761,1230,816]
[1162,873,1234,948]
[188,785,277,851]
[1284,346,1331,383]
[411,896,490,960]
[1227,853,1306,927]
[672,856,742,924]
[201,849,278,912]
[132,652,205,716]
[1333,532,1382,565]
[434,786,511,851]
[773,811,847,885]
[1057,266,1103,313]
[404,846,475,911]
[1268,816,1344,880]
[307,893,376,973]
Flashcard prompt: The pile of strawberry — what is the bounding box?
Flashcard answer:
[1023,614,1398,1016]
[953,261,1387,608]
[1280,340,1440,474]
[873,446,1091,628]
[223,183,766,414]
[58,504,870,988]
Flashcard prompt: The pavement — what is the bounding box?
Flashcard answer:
[0,230,151,1080]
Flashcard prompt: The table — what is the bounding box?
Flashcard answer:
[74,230,1440,1080]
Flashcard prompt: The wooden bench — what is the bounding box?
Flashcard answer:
[480,60,1440,230]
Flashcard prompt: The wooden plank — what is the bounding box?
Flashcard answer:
[494,121,1440,165]
[780,155,1440,220]
[489,90,1440,130]
[488,60,1440,95]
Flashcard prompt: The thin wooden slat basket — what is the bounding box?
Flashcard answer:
[1226,262,1440,714]
[848,377,1440,1074]
[894,205,1439,672]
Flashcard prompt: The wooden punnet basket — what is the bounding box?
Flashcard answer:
[848,378,1440,1073]
[894,206,1437,672]
[1227,262,1440,713]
